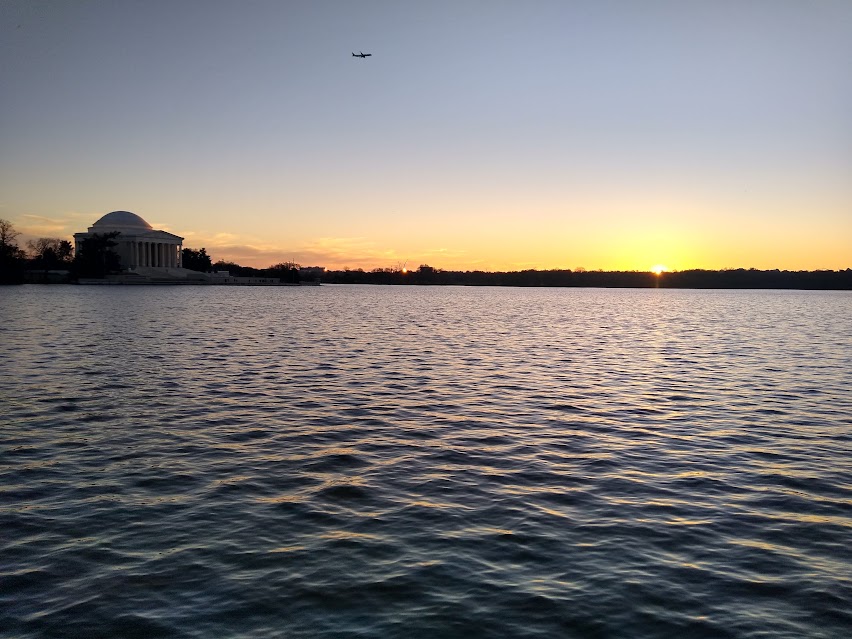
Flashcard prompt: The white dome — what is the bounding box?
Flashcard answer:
[91,211,153,230]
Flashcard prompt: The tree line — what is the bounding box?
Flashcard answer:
[2,219,79,283]
[181,247,299,282]
[2,218,850,288]
[1,222,127,283]
[321,264,852,290]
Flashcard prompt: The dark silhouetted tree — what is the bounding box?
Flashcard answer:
[267,261,300,283]
[182,247,212,272]
[414,264,439,284]
[72,232,121,278]
[0,218,27,284]
[27,237,74,271]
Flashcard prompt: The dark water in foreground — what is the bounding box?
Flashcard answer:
[1,285,851,638]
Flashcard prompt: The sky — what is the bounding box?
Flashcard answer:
[1,0,850,271]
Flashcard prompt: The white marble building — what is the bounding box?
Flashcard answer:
[74,211,183,270]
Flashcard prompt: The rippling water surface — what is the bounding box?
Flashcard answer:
[2,285,851,638]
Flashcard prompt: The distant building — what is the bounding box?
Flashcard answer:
[209,271,283,286]
[73,210,313,286]
[74,210,183,270]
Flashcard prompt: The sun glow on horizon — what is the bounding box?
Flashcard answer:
[651,264,669,275]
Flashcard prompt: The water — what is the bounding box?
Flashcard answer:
[1,284,850,638]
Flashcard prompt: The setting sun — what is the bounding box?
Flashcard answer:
[651,265,669,275]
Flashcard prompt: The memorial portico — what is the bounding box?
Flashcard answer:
[74,211,184,270]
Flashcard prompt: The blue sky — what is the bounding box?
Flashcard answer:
[2,0,850,270]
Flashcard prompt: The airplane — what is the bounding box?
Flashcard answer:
[352,51,372,58]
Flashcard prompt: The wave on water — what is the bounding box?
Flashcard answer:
[1,285,851,638]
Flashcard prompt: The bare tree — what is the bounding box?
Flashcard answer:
[27,238,74,264]
[27,237,74,272]
[0,218,20,249]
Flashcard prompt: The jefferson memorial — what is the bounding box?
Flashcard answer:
[73,210,289,285]
[74,210,184,270]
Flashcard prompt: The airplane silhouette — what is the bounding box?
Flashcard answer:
[352,51,372,58]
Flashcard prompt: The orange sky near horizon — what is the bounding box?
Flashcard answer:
[8,191,850,273]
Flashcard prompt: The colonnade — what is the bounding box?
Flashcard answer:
[130,241,182,268]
